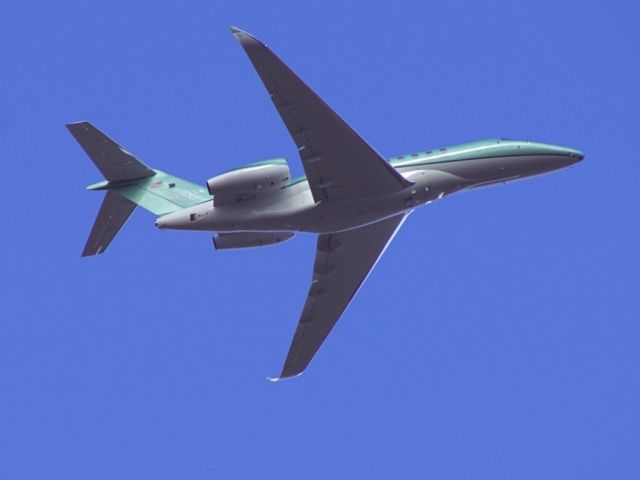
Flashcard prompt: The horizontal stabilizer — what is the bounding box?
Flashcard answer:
[82,191,137,256]
[70,121,213,256]
[67,121,155,183]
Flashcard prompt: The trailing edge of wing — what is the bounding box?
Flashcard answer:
[274,213,410,380]
[230,27,413,203]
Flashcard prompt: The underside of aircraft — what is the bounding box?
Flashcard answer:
[69,27,583,380]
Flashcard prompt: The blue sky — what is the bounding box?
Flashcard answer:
[1,0,639,478]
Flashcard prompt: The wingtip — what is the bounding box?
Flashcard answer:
[65,121,92,133]
[265,371,304,383]
[229,25,248,40]
[229,26,265,47]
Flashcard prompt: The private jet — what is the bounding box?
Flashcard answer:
[69,27,583,380]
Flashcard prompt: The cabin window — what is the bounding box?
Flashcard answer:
[411,153,419,158]
[190,213,197,221]
[168,182,176,188]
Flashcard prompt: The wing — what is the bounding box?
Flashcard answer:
[271,213,409,380]
[231,27,412,203]
[82,191,137,256]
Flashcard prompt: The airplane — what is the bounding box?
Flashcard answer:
[68,27,584,380]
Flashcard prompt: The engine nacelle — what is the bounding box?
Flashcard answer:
[213,231,295,250]
[206,158,290,203]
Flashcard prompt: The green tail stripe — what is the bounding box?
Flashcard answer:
[88,170,212,216]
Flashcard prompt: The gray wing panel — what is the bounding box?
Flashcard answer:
[275,213,408,380]
[67,122,155,182]
[231,28,412,203]
[82,191,137,257]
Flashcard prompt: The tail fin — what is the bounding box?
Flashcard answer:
[68,121,212,256]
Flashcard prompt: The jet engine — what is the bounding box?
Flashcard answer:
[206,158,290,204]
[213,231,295,250]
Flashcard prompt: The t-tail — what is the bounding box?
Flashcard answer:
[68,121,212,256]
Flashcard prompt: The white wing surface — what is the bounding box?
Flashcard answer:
[231,27,412,203]
[272,213,409,380]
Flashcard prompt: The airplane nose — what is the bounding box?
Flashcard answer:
[567,149,585,165]
[570,149,584,160]
[155,219,164,229]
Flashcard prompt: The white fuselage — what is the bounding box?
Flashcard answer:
[155,145,582,234]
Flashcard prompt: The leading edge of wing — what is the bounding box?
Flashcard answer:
[270,213,411,381]
[229,26,413,203]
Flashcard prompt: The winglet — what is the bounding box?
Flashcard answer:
[265,372,304,383]
[229,26,266,47]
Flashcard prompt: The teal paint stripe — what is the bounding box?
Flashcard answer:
[392,152,566,170]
